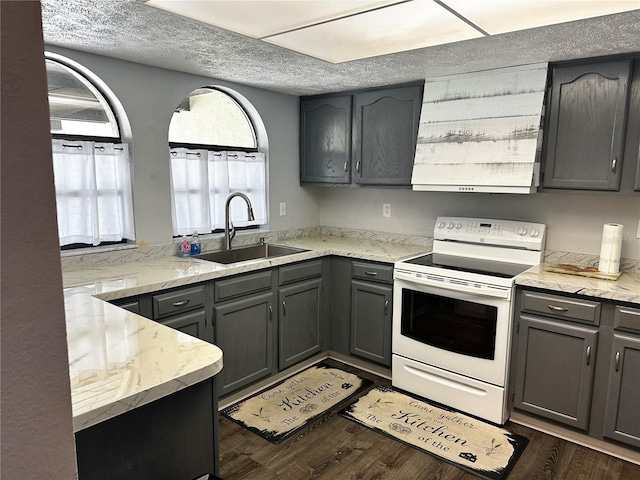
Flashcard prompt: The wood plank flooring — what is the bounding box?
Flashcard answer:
[218,360,640,480]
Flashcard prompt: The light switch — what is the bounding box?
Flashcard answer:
[280,202,287,216]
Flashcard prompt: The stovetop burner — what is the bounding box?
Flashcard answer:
[405,253,533,279]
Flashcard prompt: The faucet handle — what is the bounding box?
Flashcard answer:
[229,221,236,242]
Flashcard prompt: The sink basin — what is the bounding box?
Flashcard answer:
[194,244,308,265]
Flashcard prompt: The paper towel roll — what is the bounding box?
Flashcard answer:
[599,223,624,274]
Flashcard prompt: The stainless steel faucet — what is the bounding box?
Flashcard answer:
[224,192,255,250]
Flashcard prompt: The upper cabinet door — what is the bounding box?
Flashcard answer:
[352,85,423,186]
[300,95,352,184]
[543,60,632,191]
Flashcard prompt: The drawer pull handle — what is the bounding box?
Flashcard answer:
[611,156,617,174]
[618,309,640,317]
[365,271,378,276]
[172,299,190,307]
[343,161,348,173]
[384,300,389,316]
[615,351,621,372]
[547,305,568,312]
[282,301,286,316]
[586,346,591,365]
[356,160,361,173]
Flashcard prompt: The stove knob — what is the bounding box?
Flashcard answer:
[438,222,445,229]
[455,223,462,229]
[518,227,528,236]
[530,229,539,237]
[447,222,454,229]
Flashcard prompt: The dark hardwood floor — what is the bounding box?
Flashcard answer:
[218,360,640,479]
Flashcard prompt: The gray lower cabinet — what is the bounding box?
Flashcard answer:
[514,314,598,430]
[110,295,152,319]
[350,280,392,366]
[162,309,207,340]
[214,290,276,397]
[279,278,322,369]
[602,305,640,448]
[278,259,324,370]
[350,261,394,366]
[542,59,633,191]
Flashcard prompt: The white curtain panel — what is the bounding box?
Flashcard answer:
[171,149,267,235]
[52,139,135,246]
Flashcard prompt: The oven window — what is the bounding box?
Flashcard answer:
[401,290,497,360]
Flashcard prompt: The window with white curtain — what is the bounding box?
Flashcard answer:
[168,88,266,236]
[46,56,135,247]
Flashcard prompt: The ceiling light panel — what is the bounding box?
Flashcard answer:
[145,0,403,38]
[442,0,640,35]
[263,1,484,63]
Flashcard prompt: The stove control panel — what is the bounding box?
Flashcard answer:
[434,217,546,251]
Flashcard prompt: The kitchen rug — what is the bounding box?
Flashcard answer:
[222,363,373,444]
[340,386,528,480]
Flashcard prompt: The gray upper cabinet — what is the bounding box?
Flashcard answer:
[300,83,423,186]
[300,95,352,184]
[352,85,423,185]
[543,59,633,190]
[514,314,598,431]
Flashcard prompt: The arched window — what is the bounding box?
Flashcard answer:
[46,54,134,248]
[168,87,266,236]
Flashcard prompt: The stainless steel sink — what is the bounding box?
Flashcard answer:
[193,244,308,265]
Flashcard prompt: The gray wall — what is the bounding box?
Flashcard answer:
[46,45,321,247]
[319,188,640,259]
[1,3,77,478]
[46,47,639,260]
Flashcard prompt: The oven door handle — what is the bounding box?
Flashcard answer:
[394,270,510,299]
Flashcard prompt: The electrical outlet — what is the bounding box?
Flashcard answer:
[383,203,391,218]
[637,219,640,238]
[279,202,286,216]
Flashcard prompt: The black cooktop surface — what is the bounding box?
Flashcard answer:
[404,253,533,279]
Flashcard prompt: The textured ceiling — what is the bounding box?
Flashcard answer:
[41,1,640,96]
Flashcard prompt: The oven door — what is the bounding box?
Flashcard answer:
[392,272,514,387]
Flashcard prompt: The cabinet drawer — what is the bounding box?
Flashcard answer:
[521,291,601,326]
[352,261,393,284]
[214,269,273,302]
[153,285,204,320]
[279,259,322,286]
[614,305,640,334]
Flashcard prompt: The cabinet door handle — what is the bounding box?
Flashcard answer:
[615,351,621,372]
[343,161,348,173]
[547,304,568,312]
[282,301,286,316]
[365,271,378,276]
[356,160,361,173]
[384,300,389,316]
[586,346,591,365]
[269,305,273,320]
[611,156,617,174]
[172,299,190,307]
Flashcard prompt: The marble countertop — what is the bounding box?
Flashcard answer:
[64,233,639,431]
[64,234,429,431]
[516,264,640,305]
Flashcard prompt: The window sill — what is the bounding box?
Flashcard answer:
[60,242,138,258]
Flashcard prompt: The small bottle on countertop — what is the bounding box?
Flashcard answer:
[190,232,201,255]
[179,235,191,256]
